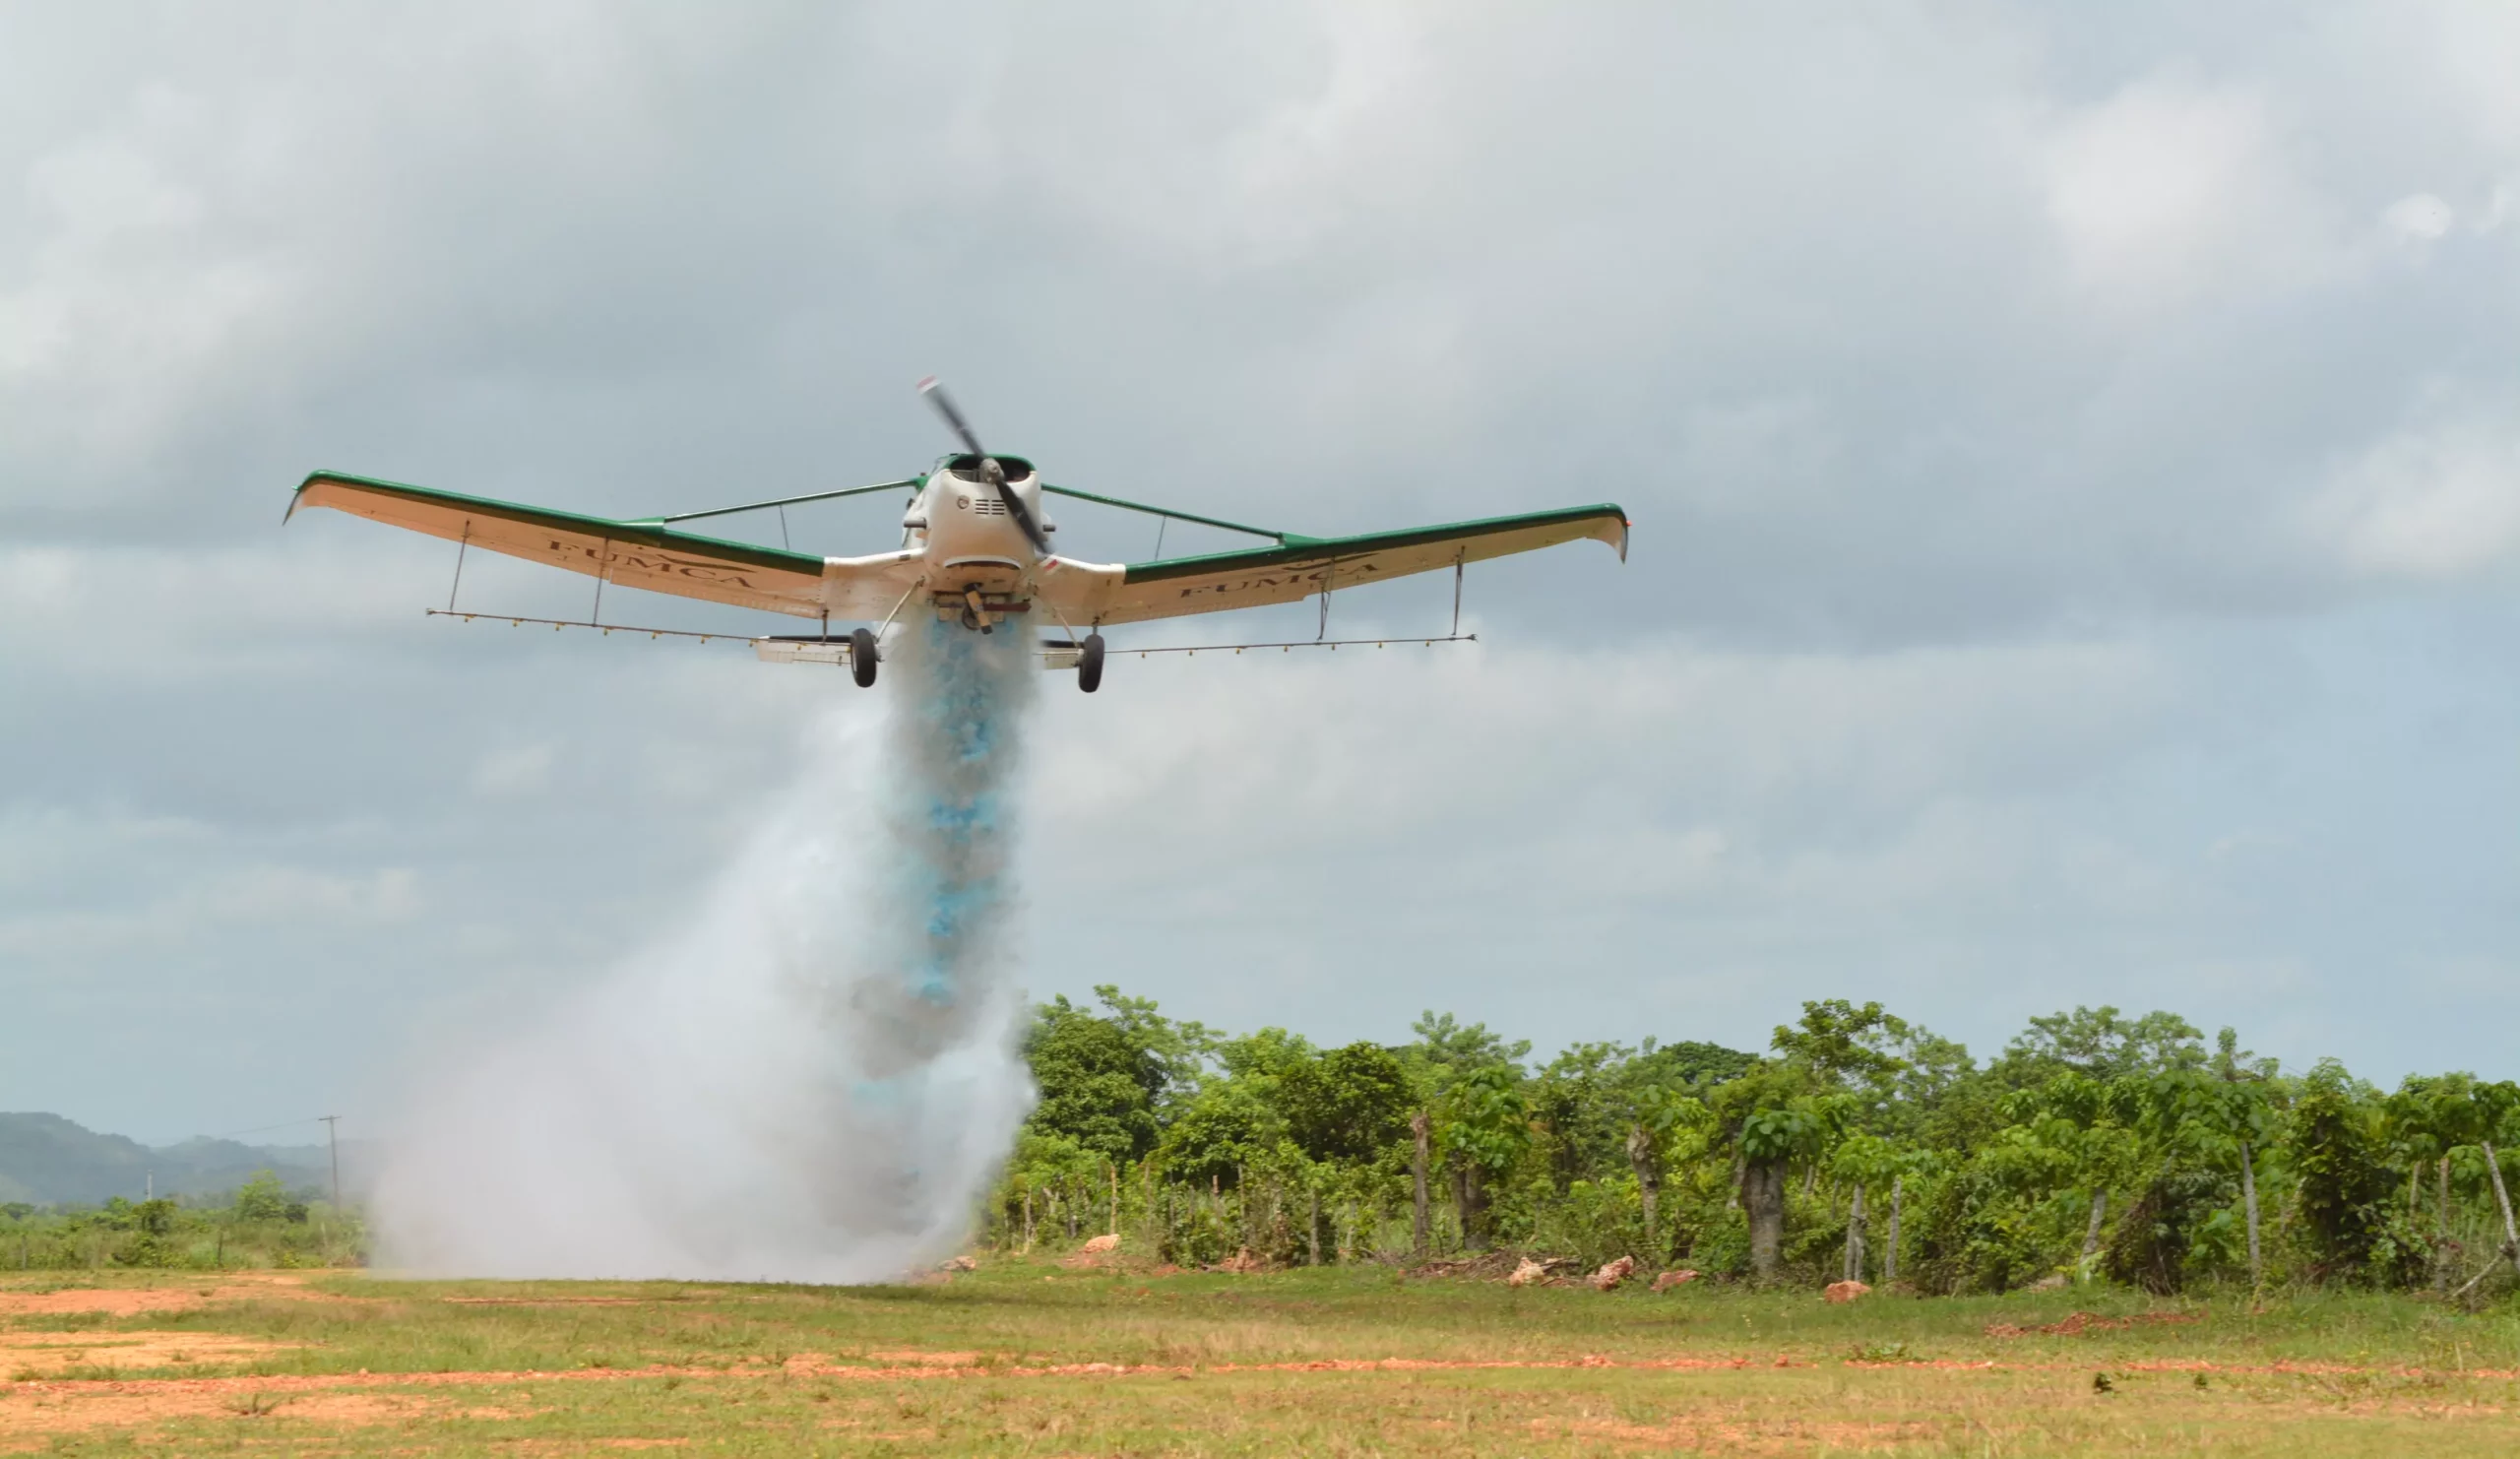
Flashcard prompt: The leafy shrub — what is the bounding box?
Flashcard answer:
[2105,1168,2237,1294]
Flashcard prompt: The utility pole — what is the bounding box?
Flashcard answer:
[320,1115,341,1211]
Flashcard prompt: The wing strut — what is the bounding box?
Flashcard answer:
[1040,483,1287,542]
[448,524,471,612]
[652,478,922,525]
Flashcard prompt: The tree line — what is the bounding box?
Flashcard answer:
[994,987,2520,1297]
[0,1171,358,1270]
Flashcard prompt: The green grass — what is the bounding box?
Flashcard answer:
[5,1257,2519,1454]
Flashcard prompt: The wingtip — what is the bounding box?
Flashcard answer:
[915,375,939,394]
[1598,504,1630,562]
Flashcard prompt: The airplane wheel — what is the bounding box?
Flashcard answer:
[1078,632,1104,693]
[850,627,879,687]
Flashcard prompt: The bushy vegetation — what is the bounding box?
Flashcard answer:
[994,987,2520,1299]
[0,1170,360,1270]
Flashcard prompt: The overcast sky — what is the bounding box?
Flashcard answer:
[5,2,2517,1143]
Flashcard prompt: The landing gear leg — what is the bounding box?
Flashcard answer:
[1078,632,1104,694]
[850,627,879,687]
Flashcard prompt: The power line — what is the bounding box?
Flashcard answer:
[206,1116,330,1141]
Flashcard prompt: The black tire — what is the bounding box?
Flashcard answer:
[850,627,879,687]
[1077,632,1104,694]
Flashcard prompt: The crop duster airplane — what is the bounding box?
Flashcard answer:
[286,380,1628,692]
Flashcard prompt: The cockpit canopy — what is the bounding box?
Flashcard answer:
[939,453,1037,483]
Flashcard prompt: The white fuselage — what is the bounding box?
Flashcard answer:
[905,459,1049,593]
[820,455,1123,633]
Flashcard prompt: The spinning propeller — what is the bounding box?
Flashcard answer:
[917,377,1050,555]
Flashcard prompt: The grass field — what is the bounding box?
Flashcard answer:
[7,1254,2520,1455]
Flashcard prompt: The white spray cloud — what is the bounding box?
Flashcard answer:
[371,615,1039,1281]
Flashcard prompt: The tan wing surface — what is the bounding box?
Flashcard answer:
[287,472,841,618]
[1063,504,1627,628]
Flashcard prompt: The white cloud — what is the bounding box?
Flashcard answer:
[2380,191,2455,244]
[0,803,422,959]
[2313,392,2520,582]
[2040,71,2334,314]
[1032,631,2184,941]
[0,94,286,475]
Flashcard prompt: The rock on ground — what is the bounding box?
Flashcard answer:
[1824,1280,1872,1303]
[1508,1258,1547,1288]
[1650,1269,1699,1293]
[1081,1234,1119,1253]
[1591,1255,1636,1291]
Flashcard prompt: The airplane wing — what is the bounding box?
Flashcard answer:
[1058,503,1628,628]
[285,471,888,620]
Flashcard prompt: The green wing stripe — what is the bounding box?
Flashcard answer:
[286,471,825,574]
[1121,503,1627,582]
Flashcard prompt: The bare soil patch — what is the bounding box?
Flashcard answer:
[0,1288,216,1318]
[1984,1310,2203,1338]
[2,1330,298,1377]
[440,1297,647,1306]
[0,1273,351,1320]
[0,1385,503,1441]
[1550,1416,1936,1454]
[498,1442,689,1452]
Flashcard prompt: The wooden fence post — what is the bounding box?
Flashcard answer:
[1411,1111,1432,1260]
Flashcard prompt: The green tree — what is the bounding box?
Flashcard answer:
[1438,1062,1532,1248]
[1993,1007,2207,1087]
[1157,1081,1280,1189]
[1277,1043,1414,1165]
[1732,1093,1838,1280]
[233,1171,289,1223]
[2207,1028,2280,1289]
[1637,1039,1761,1089]
[1405,1011,1530,1095]
[2288,1059,2410,1286]
[1023,995,1166,1164]
[1087,983,1218,1115]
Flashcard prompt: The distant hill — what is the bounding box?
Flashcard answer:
[0,1112,340,1207]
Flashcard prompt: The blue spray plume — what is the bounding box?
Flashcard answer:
[847,612,1036,1070]
[374,611,1040,1281]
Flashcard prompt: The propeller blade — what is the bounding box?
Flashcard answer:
[915,376,1051,555]
[916,376,988,461]
[996,476,1051,556]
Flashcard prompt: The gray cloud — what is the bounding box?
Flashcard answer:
[4,2,2518,1138]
